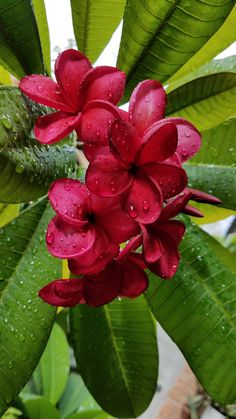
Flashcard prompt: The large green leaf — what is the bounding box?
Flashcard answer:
[71,0,125,63]
[0,203,20,228]
[59,373,99,419]
[70,296,158,418]
[170,5,236,82]
[117,0,236,101]
[24,397,60,419]
[32,323,70,405]
[0,199,59,416]
[166,72,236,131]
[0,0,49,78]
[0,87,76,203]
[186,117,236,211]
[146,217,236,405]
[166,56,236,138]
[31,0,51,75]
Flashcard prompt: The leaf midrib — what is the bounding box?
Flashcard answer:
[103,304,135,416]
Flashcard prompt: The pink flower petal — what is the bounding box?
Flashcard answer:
[129,80,166,136]
[156,117,201,163]
[68,225,111,274]
[79,66,126,106]
[46,216,95,259]
[118,235,143,261]
[119,260,148,298]
[39,278,84,307]
[35,111,81,144]
[141,224,163,263]
[182,205,204,218]
[77,100,120,144]
[86,151,132,197]
[48,179,90,227]
[143,163,188,199]
[93,196,140,243]
[160,189,192,220]
[19,75,73,112]
[83,144,108,161]
[137,123,178,166]
[156,221,186,246]
[147,231,180,279]
[83,262,122,306]
[69,243,119,276]
[121,175,163,224]
[55,49,92,111]
[188,188,221,204]
[109,118,139,163]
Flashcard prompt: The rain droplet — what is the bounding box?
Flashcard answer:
[1,117,12,130]
[129,204,138,218]
[185,130,191,137]
[142,200,149,211]
[15,164,24,174]
[47,231,54,245]
[64,181,71,191]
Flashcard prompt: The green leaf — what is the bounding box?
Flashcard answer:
[0,66,11,85]
[166,72,236,131]
[186,118,236,211]
[117,0,236,101]
[169,5,236,82]
[146,217,236,405]
[68,412,113,419]
[0,0,48,78]
[32,323,70,405]
[24,397,60,419]
[0,199,60,416]
[31,0,51,75]
[0,87,76,203]
[191,205,235,225]
[59,373,99,419]
[71,0,125,63]
[70,296,158,418]
[0,203,20,228]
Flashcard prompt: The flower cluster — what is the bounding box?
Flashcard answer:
[20,49,221,307]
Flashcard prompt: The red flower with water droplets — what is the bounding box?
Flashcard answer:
[46,178,139,273]
[86,117,188,224]
[20,49,125,145]
[140,188,221,278]
[39,238,148,307]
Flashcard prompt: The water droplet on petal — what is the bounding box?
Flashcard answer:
[142,200,150,211]
[47,231,54,245]
[185,130,191,138]
[129,204,138,218]
[37,85,43,93]
[64,181,71,191]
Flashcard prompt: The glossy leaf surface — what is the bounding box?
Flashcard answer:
[0,0,49,78]
[117,0,236,100]
[71,0,125,62]
[0,200,59,415]
[0,87,76,203]
[70,296,158,418]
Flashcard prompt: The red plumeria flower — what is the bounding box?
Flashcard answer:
[141,188,221,278]
[39,238,148,307]
[46,178,139,274]
[86,118,188,224]
[19,49,125,145]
